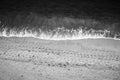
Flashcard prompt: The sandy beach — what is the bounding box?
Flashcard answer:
[0,37,120,80]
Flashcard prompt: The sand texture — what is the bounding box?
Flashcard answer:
[0,37,120,80]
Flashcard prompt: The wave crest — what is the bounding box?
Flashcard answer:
[0,27,119,40]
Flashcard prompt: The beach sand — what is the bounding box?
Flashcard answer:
[0,37,120,80]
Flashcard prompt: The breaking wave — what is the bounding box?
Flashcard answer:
[0,27,119,40]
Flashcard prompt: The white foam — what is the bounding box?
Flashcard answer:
[0,27,119,40]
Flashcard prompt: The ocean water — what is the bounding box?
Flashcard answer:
[0,0,120,39]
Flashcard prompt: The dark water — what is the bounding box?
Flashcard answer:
[0,0,120,38]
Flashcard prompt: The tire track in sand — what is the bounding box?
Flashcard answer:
[0,37,120,80]
[0,40,120,71]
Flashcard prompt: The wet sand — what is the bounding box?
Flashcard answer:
[0,37,120,80]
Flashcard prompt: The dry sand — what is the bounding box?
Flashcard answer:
[0,37,120,80]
